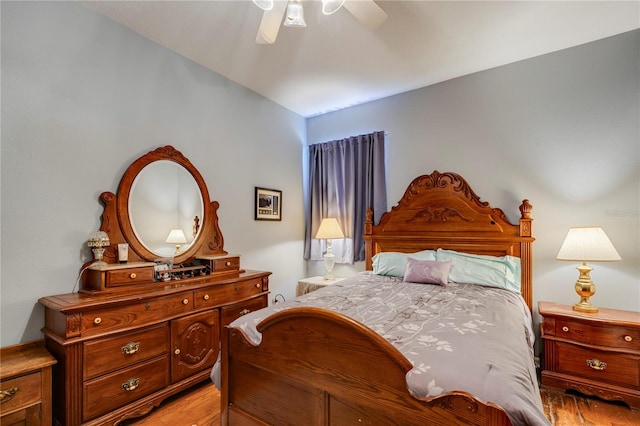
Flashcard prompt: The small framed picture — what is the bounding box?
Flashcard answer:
[255,187,282,221]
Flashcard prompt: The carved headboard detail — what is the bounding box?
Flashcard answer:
[364,171,534,310]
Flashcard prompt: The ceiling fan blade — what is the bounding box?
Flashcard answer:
[256,0,287,44]
[343,0,388,30]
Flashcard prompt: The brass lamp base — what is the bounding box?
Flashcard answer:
[572,262,598,313]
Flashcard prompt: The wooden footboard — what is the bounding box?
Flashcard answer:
[221,307,512,426]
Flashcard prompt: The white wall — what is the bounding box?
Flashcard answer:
[1,2,306,346]
[307,30,640,326]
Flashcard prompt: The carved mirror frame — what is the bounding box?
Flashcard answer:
[97,145,226,265]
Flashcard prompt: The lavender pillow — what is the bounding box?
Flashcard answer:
[403,258,451,286]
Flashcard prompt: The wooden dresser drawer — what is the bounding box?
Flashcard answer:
[83,262,157,292]
[81,292,194,336]
[221,296,267,326]
[0,371,42,414]
[198,255,240,274]
[211,256,240,272]
[106,267,155,287]
[83,355,170,422]
[556,342,640,388]
[83,324,170,379]
[194,278,265,309]
[556,318,640,351]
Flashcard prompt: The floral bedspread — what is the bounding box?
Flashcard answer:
[220,272,550,426]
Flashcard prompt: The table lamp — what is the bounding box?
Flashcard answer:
[88,231,110,266]
[556,226,621,313]
[315,218,344,280]
[166,229,188,254]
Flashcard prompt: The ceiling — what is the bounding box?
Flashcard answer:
[84,1,639,118]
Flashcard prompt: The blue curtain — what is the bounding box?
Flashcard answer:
[304,131,387,263]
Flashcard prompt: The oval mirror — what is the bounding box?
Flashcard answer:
[129,160,204,257]
[115,146,213,264]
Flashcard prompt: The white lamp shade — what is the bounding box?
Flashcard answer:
[166,229,188,244]
[315,218,344,240]
[556,227,621,262]
[322,0,346,15]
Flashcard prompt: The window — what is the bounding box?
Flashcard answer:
[304,131,386,263]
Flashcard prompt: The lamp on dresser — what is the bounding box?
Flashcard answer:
[315,218,344,280]
[556,226,621,313]
[87,231,110,266]
[166,229,188,254]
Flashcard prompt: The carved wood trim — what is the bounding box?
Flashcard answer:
[364,171,534,311]
[94,146,226,267]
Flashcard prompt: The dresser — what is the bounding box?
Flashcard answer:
[539,301,640,410]
[39,146,272,425]
[40,264,270,426]
[0,341,57,425]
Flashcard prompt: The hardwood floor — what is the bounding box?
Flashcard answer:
[126,382,640,426]
[123,381,220,426]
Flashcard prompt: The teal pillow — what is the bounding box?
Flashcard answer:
[435,249,521,292]
[372,250,437,277]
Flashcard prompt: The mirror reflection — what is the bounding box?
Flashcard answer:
[129,160,204,257]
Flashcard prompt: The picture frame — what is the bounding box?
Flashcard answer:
[255,187,282,221]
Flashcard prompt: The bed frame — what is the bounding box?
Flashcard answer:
[221,171,534,425]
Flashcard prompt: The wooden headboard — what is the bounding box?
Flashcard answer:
[364,171,534,310]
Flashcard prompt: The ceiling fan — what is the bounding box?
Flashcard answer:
[252,0,388,44]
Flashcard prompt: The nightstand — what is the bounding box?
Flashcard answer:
[296,276,345,296]
[539,301,640,410]
[1,340,57,425]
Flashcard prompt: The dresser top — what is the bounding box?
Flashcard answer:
[538,301,640,327]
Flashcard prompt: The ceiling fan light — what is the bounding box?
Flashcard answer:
[322,0,346,15]
[284,0,306,27]
[252,0,274,11]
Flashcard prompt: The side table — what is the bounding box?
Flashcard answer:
[296,276,345,296]
[539,301,640,410]
[1,340,57,425]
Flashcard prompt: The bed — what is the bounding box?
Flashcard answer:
[216,171,547,425]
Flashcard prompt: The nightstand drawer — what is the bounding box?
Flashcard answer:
[0,371,42,414]
[556,342,640,388]
[556,319,640,351]
[83,355,169,422]
[83,324,170,379]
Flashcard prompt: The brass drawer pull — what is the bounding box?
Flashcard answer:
[225,261,232,267]
[239,308,251,316]
[121,378,140,392]
[94,317,102,325]
[182,298,189,305]
[255,282,261,288]
[174,348,181,355]
[121,341,140,355]
[586,358,607,371]
[129,273,137,279]
[624,335,633,342]
[203,294,210,300]
[0,387,19,403]
[562,326,569,332]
